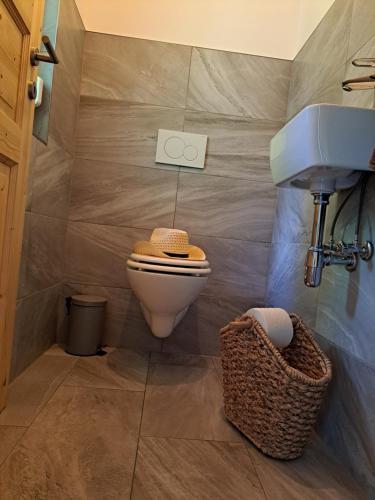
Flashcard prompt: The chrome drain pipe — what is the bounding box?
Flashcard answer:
[304,189,374,288]
[304,193,331,288]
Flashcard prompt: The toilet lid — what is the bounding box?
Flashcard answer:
[130,253,210,268]
[127,258,211,276]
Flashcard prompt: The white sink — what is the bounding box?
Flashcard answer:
[270,104,375,193]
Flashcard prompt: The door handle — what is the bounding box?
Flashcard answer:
[30,35,59,66]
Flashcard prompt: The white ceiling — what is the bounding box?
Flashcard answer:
[75,0,335,60]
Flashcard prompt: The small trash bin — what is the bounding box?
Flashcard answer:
[66,295,107,356]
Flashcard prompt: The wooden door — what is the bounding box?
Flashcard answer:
[0,0,44,411]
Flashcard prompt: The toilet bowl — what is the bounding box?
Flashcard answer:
[126,253,211,338]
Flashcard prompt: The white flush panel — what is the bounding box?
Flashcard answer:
[155,129,207,169]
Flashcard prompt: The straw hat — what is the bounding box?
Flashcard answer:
[133,228,206,261]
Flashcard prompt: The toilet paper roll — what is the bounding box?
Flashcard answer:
[246,308,294,349]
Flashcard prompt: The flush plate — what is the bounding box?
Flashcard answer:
[155,129,207,169]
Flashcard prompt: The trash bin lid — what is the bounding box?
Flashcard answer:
[71,295,107,307]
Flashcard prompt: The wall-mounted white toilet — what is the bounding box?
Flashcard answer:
[126,229,211,338]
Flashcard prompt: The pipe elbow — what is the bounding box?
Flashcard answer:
[304,248,324,287]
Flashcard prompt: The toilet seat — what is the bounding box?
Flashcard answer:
[127,258,211,276]
[130,253,209,268]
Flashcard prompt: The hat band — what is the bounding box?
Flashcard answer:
[164,251,189,258]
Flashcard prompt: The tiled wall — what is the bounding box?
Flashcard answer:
[266,0,375,494]
[11,0,85,379]
[64,32,291,355]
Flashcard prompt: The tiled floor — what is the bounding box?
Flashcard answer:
[0,346,365,499]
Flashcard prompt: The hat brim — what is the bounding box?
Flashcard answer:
[133,241,206,261]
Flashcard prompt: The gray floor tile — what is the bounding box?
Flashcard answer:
[63,349,149,391]
[212,356,223,384]
[141,363,242,442]
[0,427,25,467]
[0,386,143,500]
[0,354,76,427]
[44,344,72,357]
[249,439,365,500]
[150,351,215,368]
[132,437,266,500]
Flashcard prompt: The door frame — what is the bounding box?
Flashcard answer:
[0,0,45,412]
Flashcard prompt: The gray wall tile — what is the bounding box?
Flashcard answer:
[187,47,291,121]
[280,129,375,370]
[342,34,375,109]
[348,0,375,59]
[81,32,191,108]
[25,138,42,211]
[286,0,352,120]
[48,0,85,155]
[69,159,178,228]
[191,235,270,303]
[163,294,257,356]
[30,137,73,220]
[75,97,184,170]
[64,222,150,288]
[325,175,375,245]
[316,259,375,367]
[272,188,313,244]
[18,215,67,298]
[287,65,345,121]
[316,335,375,496]
[12,285,61,379]
[183,111,281,181]
[266,243,319,327]
[287,63,340,122]
[17,213,31,299]
[175,173,276,242]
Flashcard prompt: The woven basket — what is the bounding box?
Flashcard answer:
[220,313,332,460]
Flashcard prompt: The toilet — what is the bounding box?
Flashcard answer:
[126,229,211,338]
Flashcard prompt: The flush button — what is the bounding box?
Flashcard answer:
[183,145,198,161]
[156,129,207,169]
[164,136,185,159]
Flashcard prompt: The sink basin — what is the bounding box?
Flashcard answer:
[270,104,375,193]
